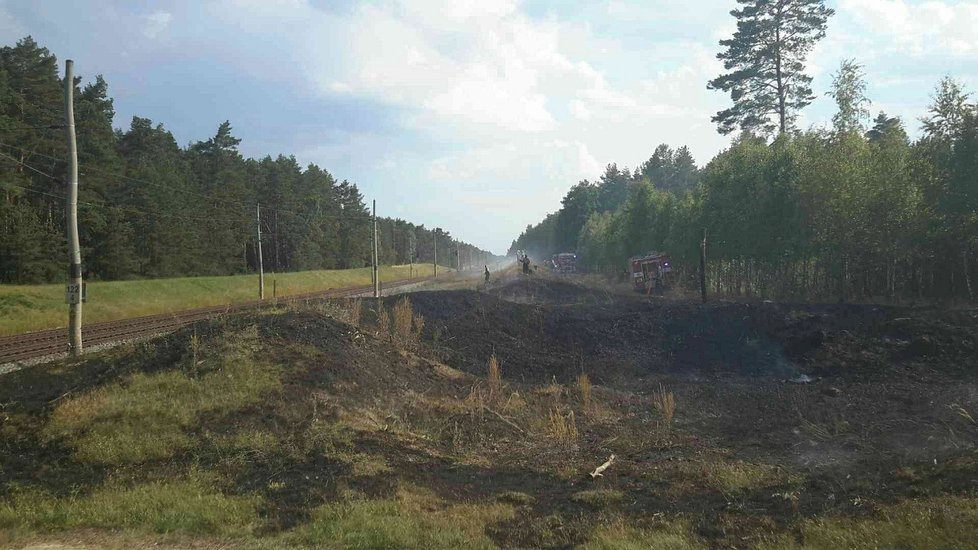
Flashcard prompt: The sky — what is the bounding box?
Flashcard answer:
[1,0,975,254]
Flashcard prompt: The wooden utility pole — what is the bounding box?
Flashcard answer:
[257,204,264,300]
[700,228,708,304]
[433,232,437,276]
[64,59,83,356]
[372,200,379,298]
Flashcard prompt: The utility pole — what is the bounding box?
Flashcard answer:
[433,232,437,277]
[64,59,83,357]
[257,204,264,300]
[372,200,379,298]
[700,228,708,304]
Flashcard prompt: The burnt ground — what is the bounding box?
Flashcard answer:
[1,271,977,548]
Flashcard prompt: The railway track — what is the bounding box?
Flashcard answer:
[0,276,432,365]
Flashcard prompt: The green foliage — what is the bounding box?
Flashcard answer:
[517,73,978,302]
[828,59,871,134]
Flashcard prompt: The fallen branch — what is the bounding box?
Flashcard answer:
[482,405,526,435]
[589,454,616,479]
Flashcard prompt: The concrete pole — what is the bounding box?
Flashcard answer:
[372,200,379,298]
[64,60,82,356]
[257,204,264,300]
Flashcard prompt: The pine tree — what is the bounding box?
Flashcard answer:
[866,112,902,143]
[708,0,833,135]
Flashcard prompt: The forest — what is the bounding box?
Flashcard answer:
[510,2,977,302]
[0,37,490,284]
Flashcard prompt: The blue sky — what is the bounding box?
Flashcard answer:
[1,0,975,253]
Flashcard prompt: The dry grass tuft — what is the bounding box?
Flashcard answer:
[547,408,578,443]
[577,373,592,414]
[392,297,414,341]
[487,355,503,402]
[348,298,363,327]
[376,305,391,340]
[412,313,425,341]
[653,383,676,425]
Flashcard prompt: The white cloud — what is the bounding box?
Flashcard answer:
[840,0,978,56]
[141,11,171,40]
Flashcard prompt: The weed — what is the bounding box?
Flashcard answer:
[950,404,975,424]
[496,491,535,505]
[350,453,394,477]
[547,407,578,443]
[799,415,850,441]
[653,383,676,425]
[571,489,624,508]
[678,460,800,495]
[487,354,503,402]
[577,373,593,414]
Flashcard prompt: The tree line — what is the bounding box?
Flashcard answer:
[510,0,977,302]
[0,37,490,284]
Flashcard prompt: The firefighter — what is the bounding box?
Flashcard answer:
[522,255,530,275]
[653,266,664,296]
[484,265,491,283]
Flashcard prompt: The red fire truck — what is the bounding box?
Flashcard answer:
[629,252,671,293]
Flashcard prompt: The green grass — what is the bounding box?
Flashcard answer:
[44,325,280,464]
[571,489,625,509]
[278,486,513,549]
[674,459,800,495]
[757,497,978,550]
[581,520,706,550]
[0,263,445,336]
[0,474,258,537]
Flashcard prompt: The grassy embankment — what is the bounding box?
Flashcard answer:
[0,264,446,336]
[1,292,977,548]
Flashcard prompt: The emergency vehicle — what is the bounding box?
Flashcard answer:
[629,252,671,292]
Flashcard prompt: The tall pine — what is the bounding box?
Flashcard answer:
[708,0,833,135]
